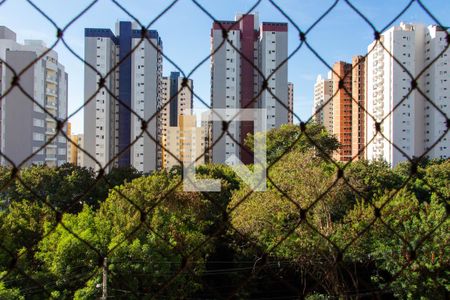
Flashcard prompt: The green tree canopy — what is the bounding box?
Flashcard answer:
[245,123,340,165]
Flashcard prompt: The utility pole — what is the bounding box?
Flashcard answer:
[101,257,108,300]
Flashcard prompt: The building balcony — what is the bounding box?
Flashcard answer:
[46,61,57,71]
[46,75,57,83]
[46,88,57,96]
[46,101,57,110]
[46,143,57,148]
[45,127,57,135]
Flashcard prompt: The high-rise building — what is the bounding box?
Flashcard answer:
[423,25,449,159]
[210,14,288,164]
[351,56,366,160]
[288,82,294,124]
[160,72,193,168]
[366,23,449,166]
[66,123,83,166]
[76,134,84,167]
[163,114,205,170]
[83,21,162,173]
[69,135,78,165]
[67,122,77,164]
[0,26,68,167]
[332,61,353,162]
[312,72,333,133]
[257,21,289,129]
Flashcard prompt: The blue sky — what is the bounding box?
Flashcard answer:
[1,0,449,134]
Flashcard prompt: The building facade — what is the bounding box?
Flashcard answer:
[83,21,162,173]
[210,14,288,164]
[351,56,366,160]
[160,72,193,168]
[288,82,294,124]
[0,26,68,167]
[163,114,205,170]
[66,123,83,166]
[366,23,449,166]
[423,25,449,159]
[332,61,353,162]
[312,72,334,133]
[76,134,84,167]
[66,122,77,164]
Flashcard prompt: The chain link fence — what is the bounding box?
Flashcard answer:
[0,0,449,299]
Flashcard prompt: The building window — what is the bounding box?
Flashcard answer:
[33,133,44,141]
[33,118,44,127]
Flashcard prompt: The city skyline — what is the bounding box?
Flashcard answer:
[1,0,448,135]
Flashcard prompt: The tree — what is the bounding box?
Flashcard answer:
[421,159,449,202]
[245,123,340,165]
[0,200,54,300]
[93,166,143,204]
[345,159,403,200]
[341,189,449,299]
[0,278,24,300]
[36,172,216,299]
[12,164,97,213]
[229,150,352,296]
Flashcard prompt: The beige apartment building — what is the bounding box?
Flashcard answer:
[163,115,205,170]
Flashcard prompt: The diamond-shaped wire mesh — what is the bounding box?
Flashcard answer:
[0,0,449,299]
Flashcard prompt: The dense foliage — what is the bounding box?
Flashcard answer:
[0,126,448,299]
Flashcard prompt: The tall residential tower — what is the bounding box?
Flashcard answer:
[0,26,68,167]
[332,61,353,162]
[83,21,162,172]
[210,14,288,164]
[366,23,449,166]
[160,72,193,168]
[312,72,333,133]
[351,56,366,160]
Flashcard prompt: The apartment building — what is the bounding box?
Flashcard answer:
[76,134,84,167]
[210,14,288,164]
[366,23,449,166]
[66,122,83,167]
[83,21,162,173]
[332,61,353,162]
[160,72,193,168]
[288,82,294,124]
[423,25,449,159]
[312,72,333,133]
[164,114,205,170]
[0,26,68,167]
[351,56,366,160]
[66,122,76,164]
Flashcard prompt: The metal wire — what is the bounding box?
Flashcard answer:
[0,0,448,299]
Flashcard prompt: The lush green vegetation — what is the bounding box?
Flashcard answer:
[0,124,448,299]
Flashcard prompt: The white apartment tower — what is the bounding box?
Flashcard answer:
[313,72,334,133]
[211,14,288,164]
[257,21,289,129]
[0,26,68,167]
[366,23,449,166]
[423,25,449,159]
[84,22,162,173]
